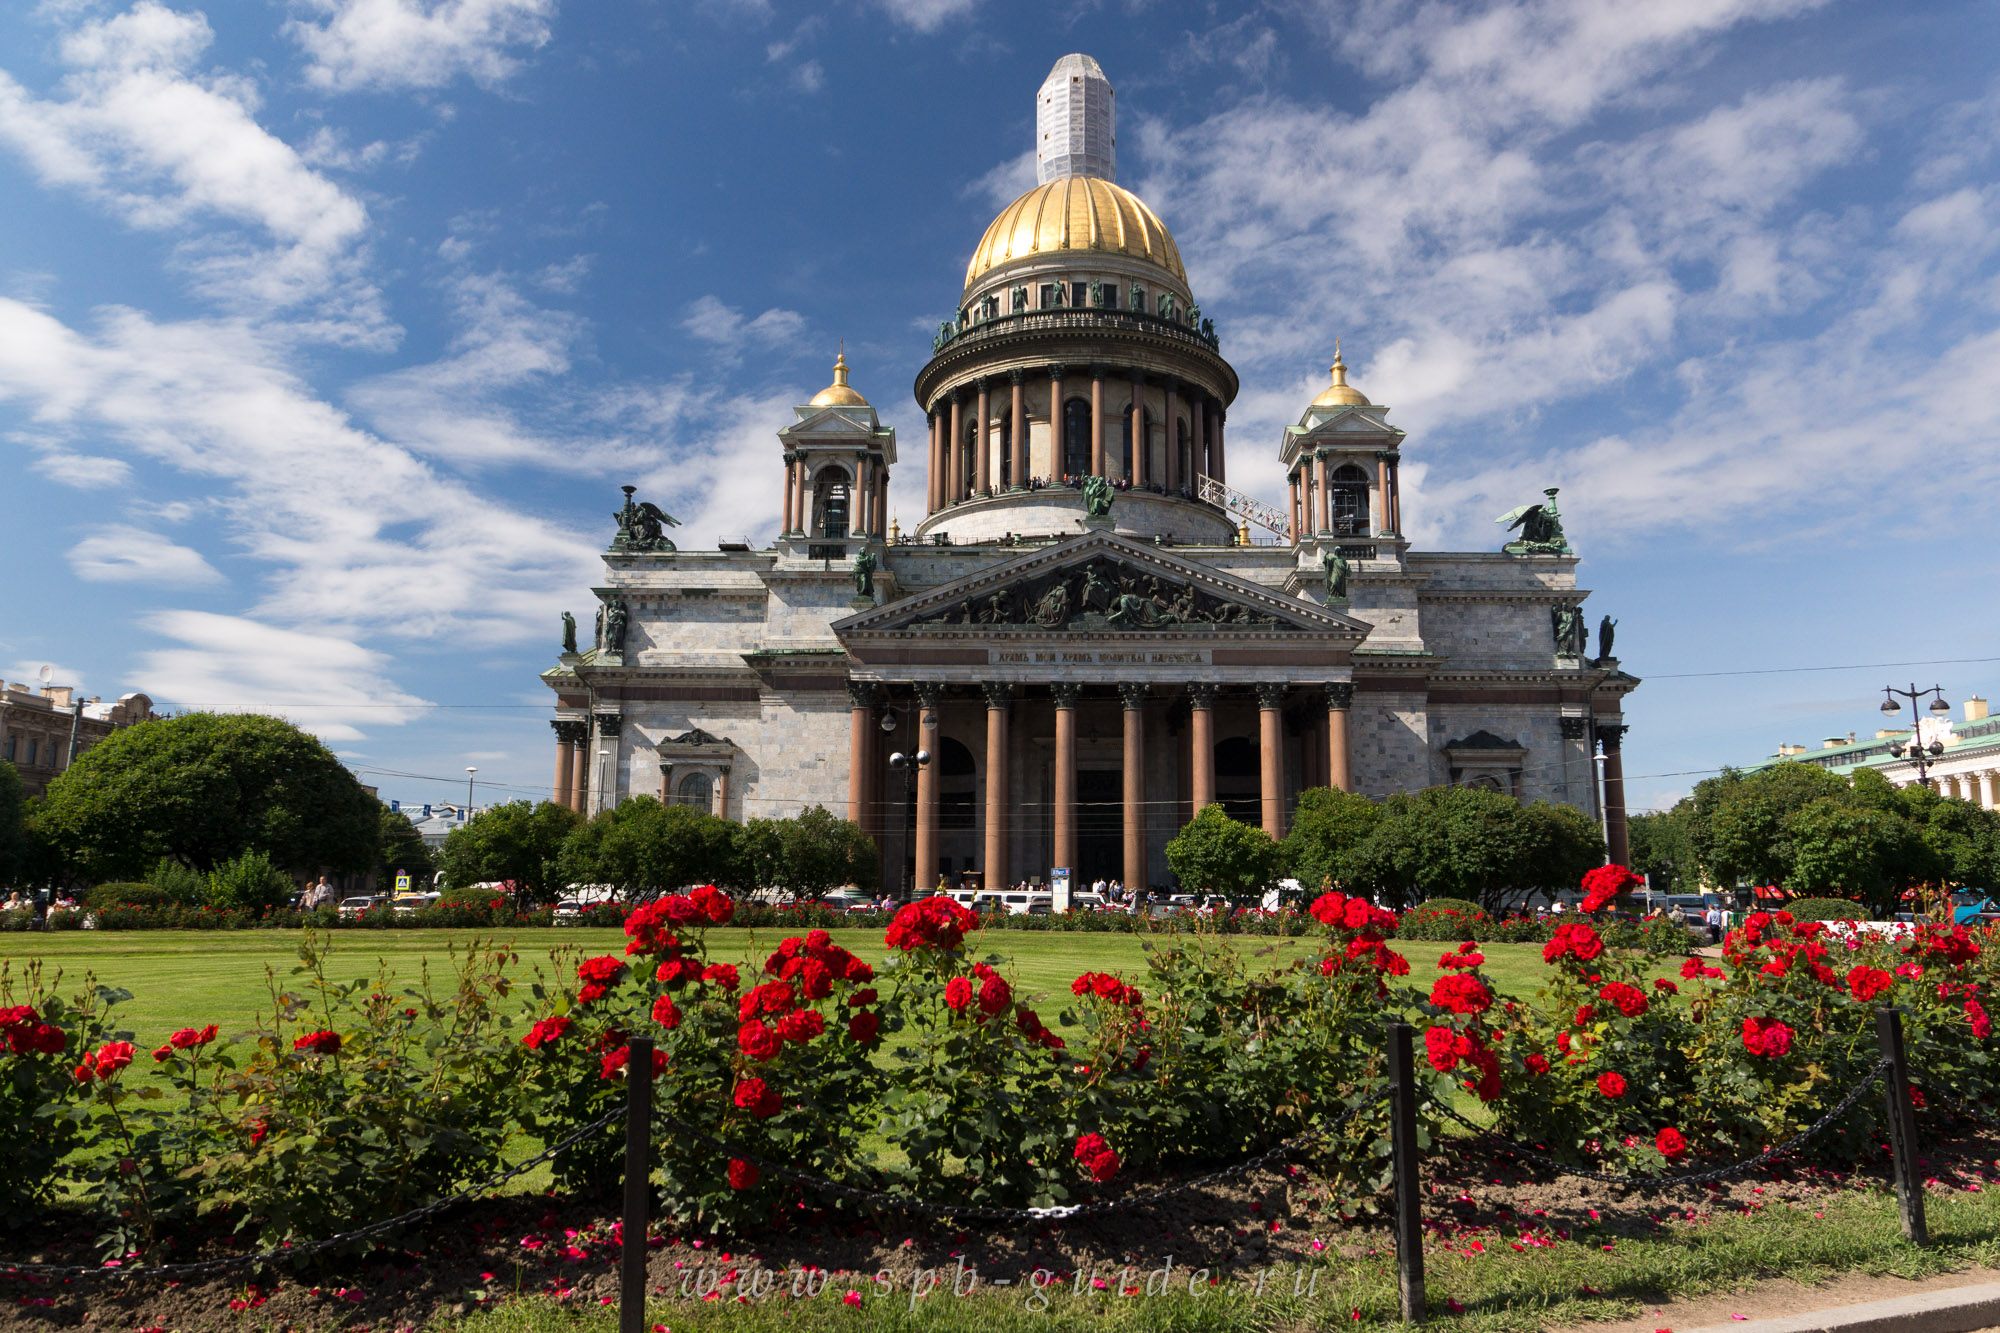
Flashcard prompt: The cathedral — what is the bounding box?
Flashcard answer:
[543,54,1638,895]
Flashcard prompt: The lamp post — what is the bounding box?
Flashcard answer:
[887,737,930,904]
[1881,683,1952,786]
[598,749,614,813]
[465,766,477,813]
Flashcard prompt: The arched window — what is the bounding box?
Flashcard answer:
[814,466,851,538]
[1331,464,1371,536]
[677,771,714,812]
[1062,397,1092,477]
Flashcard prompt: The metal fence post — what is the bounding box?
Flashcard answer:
[620,1036,654,1333]
[1387,1021,1427,1323]
[1876,1007,1927,1245]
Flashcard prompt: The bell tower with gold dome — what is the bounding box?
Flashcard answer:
[913,55,1239,547]
[778,350,896,549]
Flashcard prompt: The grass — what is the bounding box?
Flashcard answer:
[425,1187,2000,1331]
[0,928,1690,1055]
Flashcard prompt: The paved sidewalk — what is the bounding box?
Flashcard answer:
[1675,1279,2000,1332]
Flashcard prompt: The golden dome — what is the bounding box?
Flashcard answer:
[964,176,1186,292]
[1311,343,1370,407]
[808,350,869,407]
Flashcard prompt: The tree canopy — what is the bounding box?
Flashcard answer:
[0,761,24,887]
[378,805,435,885]
[742,805,876,900]
[1280,786,1381,894]
[1328,785,1604,912]
[554,798,743,900]
[35,713,378,882]
[436,800,581,905]
[1166,804,1281,901]
[1628,806,1696,894]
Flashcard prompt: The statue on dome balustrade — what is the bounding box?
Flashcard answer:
[1011,286,1027,313]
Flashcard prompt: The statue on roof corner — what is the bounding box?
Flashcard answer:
[1321,546,1350,601]
[560,611,577,654]
[1082,474,1114,519]
[611,485,679,553]
[1497,487,1572,555]
[852,547,877,599]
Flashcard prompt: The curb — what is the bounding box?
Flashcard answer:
[1676,1279,2000,1333]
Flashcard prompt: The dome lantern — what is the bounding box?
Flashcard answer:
[1311,341,1370,408]
[809,348,869,407]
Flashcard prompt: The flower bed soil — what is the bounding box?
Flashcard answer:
[5,1121,1999,1332]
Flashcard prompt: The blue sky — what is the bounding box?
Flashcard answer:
[2,0,1997,817]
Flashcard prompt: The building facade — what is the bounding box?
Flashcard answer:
[1749,696,2000,810]
[0,681,158,800]
[542,56,1639,894]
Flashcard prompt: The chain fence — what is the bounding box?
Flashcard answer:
[0,1104,627,1283]
[650,1092,1393,1223]
[1422,1058,1892,1190]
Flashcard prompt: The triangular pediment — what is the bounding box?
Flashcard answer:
[780,405,881,439]
[835,531,1371,639]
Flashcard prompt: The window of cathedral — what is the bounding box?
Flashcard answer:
[1062,397,1092,477]
[1071,281,1088,308]
[1331,464,1370,536]
[815,466,851,539]
[677,771,714,811]
[1039,283,1056,309]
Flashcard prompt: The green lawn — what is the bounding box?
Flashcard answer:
[0,927,1687,1054]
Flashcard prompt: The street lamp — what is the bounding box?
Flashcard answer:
[887,745,930,903]
[1881,683,1952,785]
[598,748,613,812]
[465,766,477,813]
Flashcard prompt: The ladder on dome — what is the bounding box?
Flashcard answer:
[1197,474,1292,543]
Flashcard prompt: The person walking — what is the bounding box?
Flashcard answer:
[1703,903,1722,945]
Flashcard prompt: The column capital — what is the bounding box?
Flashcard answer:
[915,680,945,710]
[1008,368,1025,385]
[845,679,877,709]
[551,718,587,743]
[1050,681,1082,709]
[1324,681,1354,711]
[1186,681,1217,709]
[1091,363,1108,381]
[594,712,623,738]
[980,680,1013,709]
[1596,722,1628,753]
[1559,716,1590,742]
[1116,681,1149,711]
[1048,361,1069,380]
[1128,367,1146,384]
[1254,682,1289,710]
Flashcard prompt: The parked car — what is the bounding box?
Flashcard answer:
[391,892,439,914]
[552,898,582,925]
[337,895,386,919]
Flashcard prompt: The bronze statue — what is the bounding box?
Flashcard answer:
[1011,286,1027,313]
[1088,280,1105,308]
[1081,475,1114,518]
[594,603,605,648]
[1030,580,1071,627]
[1597,615,1617,662]
[611,485,679,553]
[1079,562,1113,614]
[561,611,577,654]
[1321,547,1350,600]
[1497,487,1571,555]
[852,548,877,598]
[1551,604,1586,656]
[605,598,629,652]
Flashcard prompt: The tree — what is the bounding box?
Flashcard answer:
[554,798,742,901]
[1628,805,1696,894]
[1341,785,1604,912]
[1782,796,1927,916]
[436,800,581,906]
[1165,804,1280,902]
[1890,776,2000,893]
[0,761,23,887]
[379,805,434,885]
[35,712,378,882]
[763,805,877,899]
[1685,763,1849,890]
[1280,786,1381,894]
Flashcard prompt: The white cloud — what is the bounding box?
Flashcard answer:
[136,611,434,742]
[873,0,978,34]
[29,448,133,487]
[791,59,823,94]
[965,148,1033,208]
[0,2,383,330]
[68,529,223,586]
[287,0,555,93]
[680,295,807,351]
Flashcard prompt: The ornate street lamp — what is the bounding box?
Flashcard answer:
[1881,683,1951,784]
[887,742,930,903]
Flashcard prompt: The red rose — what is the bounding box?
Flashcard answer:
[1430,973,1492,1016]
[847,1011,881,1044]
[1656,1127,1688,1160]
[944,977,973,1012]
[737,1020,783,1061]
[169,1024,217,1049]
[1425,1025,1473,1072]
[600,1046,668,1081]
[577,955,627,985]
[1969,999,1993,1040]
[847,988,878,1007]
[1599,983,1649,1018]
[884,896,978,952]
[1543,923,1605,964]
[732,1077,781,1118]
[727,1159,759,1190]
[651,995,681,1030]
[523,1015,573,1049]
[1741,1016,1794,1058]
[1653,978,1679,994]
[1523,1053,1550,1074]
[978,975,1013,1017]
[778,1009,825,1043]
[701,963,741,991]
[1574,1004,1596,1026]
[292,1031,340,1056]
[1073,1133,1120,1182]
[1847,966,1895,1003]
[1597,1072,1627,1099]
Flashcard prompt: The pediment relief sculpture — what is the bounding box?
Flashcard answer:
[910,556,1285,632]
